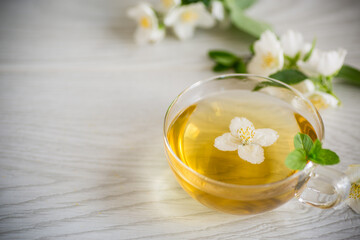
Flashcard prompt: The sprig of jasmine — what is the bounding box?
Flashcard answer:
[285,133,339,170]
[208,29,360,109]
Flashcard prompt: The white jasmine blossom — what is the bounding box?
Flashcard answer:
[158,0,180,13]
[211,1,225,21]
[214,117,279,164]
[247,30,284,76]
[293,80,339,108]
[297,48,347,77]
[127,3,165,44]
[345,164,360,214]
[280,29,305,58]
[164,2,216,40]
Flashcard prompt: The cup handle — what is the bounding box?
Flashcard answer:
[296,165,351,209]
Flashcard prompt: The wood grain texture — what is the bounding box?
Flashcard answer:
[0,0,359,239]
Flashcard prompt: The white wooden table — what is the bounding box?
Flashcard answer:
[0,0,359,239]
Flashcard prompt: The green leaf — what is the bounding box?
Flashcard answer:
[285,149,307,170]
[249,42,255,55]
[310,149,340,165]
[234,59,247,73]
[181,0,211,7]
[269,69,308,85]
[252,81,282,91]
[303,37,316,62]
[309,139,322,157]
[336,64,360,86]
[284,52,301,69]
[213,63,231,72]
[228,7,272,38]
[208,50,239,67]
[225,0,258,10]
[294,133,313,154]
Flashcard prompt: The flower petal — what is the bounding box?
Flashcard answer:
[346,164,360,183]
[254,30,281,54]
[346,198,360,214]
[229,117,254,138]
[345,164,360,214]
[164,7,181,26]
[280,29,304,58]
[253,128,279,147]
[297,49,321,77]
[307,91,339,109]
[247,30,284,77]
[293,79,315,94]
[214,133,239,151]
[150,28,165,43]
[127,3,155,20]
[238,144,265,164]
[197,8,216,28]
[189,3,216,28]
[173,23,195,40]
[300,43,312,59]
[317,48,347,76]
[297,48,347,77]
[211,0,225,21]
[158,0,180,13]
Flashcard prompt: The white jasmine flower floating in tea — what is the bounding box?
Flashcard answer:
[164,2,215,40]
[214,117,279,164]
[127,3,165,45]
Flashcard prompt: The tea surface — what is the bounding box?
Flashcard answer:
[167,90,317,185]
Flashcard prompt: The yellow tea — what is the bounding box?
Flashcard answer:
[166,90,317,214]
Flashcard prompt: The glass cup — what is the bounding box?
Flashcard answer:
[163,74,350,215]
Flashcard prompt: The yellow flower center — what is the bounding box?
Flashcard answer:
[162,0,174,8]
[140,16,152,29]
[262,52,278,68]
[181,10,198,23]
[237,127,255,144]
[349,183,360,200]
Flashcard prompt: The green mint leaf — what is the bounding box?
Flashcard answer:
[294,133,313,154]
[336,64,360,86]
[309,139,322,158]
[310,149,340,165]
[213,63,231,72]
[285,149,307,170]
[225,0,258,10]
[303,37,316,62]
[208,50,239,67]
[227,7,272,38]
[234,58,247,73]
[269,69,308,85]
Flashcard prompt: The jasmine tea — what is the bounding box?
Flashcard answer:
[166,89,317,214]
[168,90,317,185]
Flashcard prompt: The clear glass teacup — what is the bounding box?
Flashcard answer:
[163,74,350,215]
